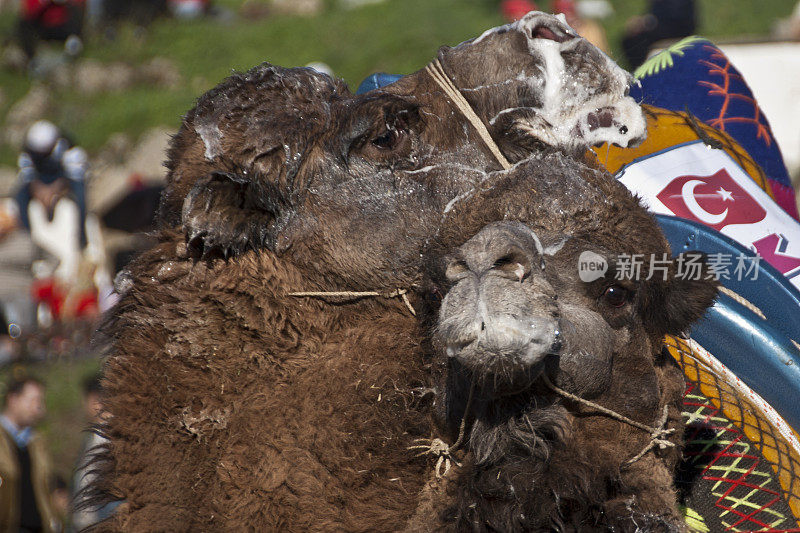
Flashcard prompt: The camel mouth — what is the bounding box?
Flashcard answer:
[502,97,646,152]
[529,24,574,43]
[454,345,556,397]
[443,316,561,395]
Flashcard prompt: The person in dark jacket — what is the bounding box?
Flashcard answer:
[622,0,697,69]
[14,120,88,245]
[0,377,59,533]
[17,0,85,62]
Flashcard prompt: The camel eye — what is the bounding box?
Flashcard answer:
[601,284,628,308]
[429,286,443,302]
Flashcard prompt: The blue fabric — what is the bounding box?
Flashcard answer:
[0,414,34,448]
[356,73,404,95]
[630,37,792,190]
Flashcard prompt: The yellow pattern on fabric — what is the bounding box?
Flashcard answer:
[589,106,774,199]
[665,335,800,526]
[680,504,711,532]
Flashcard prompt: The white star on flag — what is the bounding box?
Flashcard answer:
[716,187,734,202]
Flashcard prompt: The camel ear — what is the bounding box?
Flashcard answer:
[182,171,288,260]
[644,252,719,336]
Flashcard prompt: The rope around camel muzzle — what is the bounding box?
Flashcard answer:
[406,375,676,479]
[541,375,676,466]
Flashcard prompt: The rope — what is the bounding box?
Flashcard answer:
[288,289,417,316]
[409,380,477,478]
[718,286,766,320]
[716,287,800,353]
[541,374,676,465]
[449,379,477,452]
[425,59,512,170]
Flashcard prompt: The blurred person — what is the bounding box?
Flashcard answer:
[17,0,85,63]
[621,0,697,69]
[15,120,90,321]
[167,0,209,19]
[15,121,112,324]
[553,0,610,54]
[500,0,537,22]
[15,120,88,244]
[0,376,60,532]
[70,374,118,531]
[50,476,69,527]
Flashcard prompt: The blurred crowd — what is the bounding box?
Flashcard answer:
[1,372,114,531]
[0,120,121,366]
[8,0,217,76]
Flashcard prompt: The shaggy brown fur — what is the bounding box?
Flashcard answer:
[90,12,696,532]
[417,154,718,531]
[97,235,432,530]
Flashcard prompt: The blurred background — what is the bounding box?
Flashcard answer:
[0,0,798,529]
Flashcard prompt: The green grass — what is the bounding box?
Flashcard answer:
[0,0,796,167]
[0,0,505,164]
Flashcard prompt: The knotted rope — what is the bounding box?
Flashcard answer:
[541,374,676,465]
[425,58,512,170]
[288,289,417,316]
[408,380,477,478]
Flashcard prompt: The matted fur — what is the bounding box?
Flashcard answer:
[416,155,717,531]
[89,12,711,532]
[93,235,432,530]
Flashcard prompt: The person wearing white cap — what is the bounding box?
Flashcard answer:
[14,120,88,285]
[16,120,87,232]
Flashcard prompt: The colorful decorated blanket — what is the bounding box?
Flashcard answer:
[631,37,798,222]
[595,106,800,290]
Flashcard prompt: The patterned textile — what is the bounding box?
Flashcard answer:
[593,106,800,288]
[666,336,800,531]
[630,37,798,221]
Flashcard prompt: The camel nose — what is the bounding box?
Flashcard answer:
[440,221,561,364]
[446,222,539,283]
[484,244,532,283]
